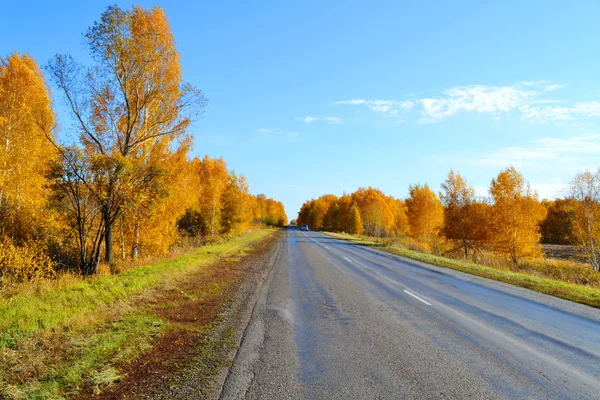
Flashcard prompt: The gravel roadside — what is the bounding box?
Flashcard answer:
[141,231,284,400]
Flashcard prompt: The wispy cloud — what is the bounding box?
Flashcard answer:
[418,84,537,123]
[475,134,600,167]
[301,116,318,123]
[255,128,272,133]
[330,81,600,124]
[297,115,341,123]
[331,99,414,114]
[520,101,600,122]
[543,83,566,92]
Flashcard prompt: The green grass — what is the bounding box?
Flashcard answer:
[0,229,275,399]
[325,232,600,308]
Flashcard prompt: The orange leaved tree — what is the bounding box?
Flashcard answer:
[440,170,479,259]
[48,5,205,271]
[352,187,394,237]
[406,184,444,245]
[488,167,547,263]
[0,53,57,243]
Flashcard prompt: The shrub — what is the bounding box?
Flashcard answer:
[406,240,432,254]
[0,239,55,288]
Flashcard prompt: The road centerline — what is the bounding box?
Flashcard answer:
[404,290,432,306]
[343,256,353,263]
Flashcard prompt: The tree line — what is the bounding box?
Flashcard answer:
[0,5,286,285]
[297,167,600,271]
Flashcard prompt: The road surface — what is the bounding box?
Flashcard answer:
[220,229,600,399]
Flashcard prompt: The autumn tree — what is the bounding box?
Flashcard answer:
[196,156,229,238]
[297,200,313,228]
[48,148,104,275]
[347,203,365,235]
[385,195,409,237]
[298,190,406,237]
[0,53,57,243]
[406,184,444,244]
[121,142,193,259]
[336,195,355,232]
[48,5,205,268]
[569,170,600,271]
[540,199,577,245]
[313,194,337,230]
[352,187,394,236]
[221,172,252,235]
[488,167,547,263]
[440,170,479,259]
[250,193,287,227]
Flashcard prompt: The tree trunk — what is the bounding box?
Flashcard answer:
[131,220,140,259]
[103,205,113,265]
[120,216,126,262]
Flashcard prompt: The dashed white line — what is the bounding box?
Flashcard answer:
[324,246,330,249]
[404,290,432,306]
[343,256,353,263]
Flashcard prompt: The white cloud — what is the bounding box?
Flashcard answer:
[329,81,600,124]
[331,99,414,115]
[520,101,600,123]
[419,85,537,123]
[287,132,299,137]
[297,115,341,123]
[301,116,318,123]
[544,84,566,92]
[329,81,600,123]
[332,99,366,105]
[476,134,600,167]
[255,128,272,133]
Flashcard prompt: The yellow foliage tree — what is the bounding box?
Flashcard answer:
[385,195,409,237]
[488,167,547,263]
[352,187,394,237]
[197,156,229,238]
[440,170,480,259]
[406,184,444,244]
[0,53,57,243]
[48,5,205,268]
[347,203,365,235]
[221,172,253,235]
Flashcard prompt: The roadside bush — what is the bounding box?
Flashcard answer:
[405,240,432,254]
[512,259,600,287]
[0,239,55,288]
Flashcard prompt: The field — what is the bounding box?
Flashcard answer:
[542,244,587,262]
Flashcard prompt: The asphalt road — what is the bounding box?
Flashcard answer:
[220,229,600,399]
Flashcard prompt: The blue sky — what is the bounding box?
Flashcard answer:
[3,1,600,218]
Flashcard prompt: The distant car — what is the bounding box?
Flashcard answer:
[301,224,309,231]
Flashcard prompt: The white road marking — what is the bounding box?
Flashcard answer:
[324,246,330,249]
[404,290,432,306]
[343,256,353,263]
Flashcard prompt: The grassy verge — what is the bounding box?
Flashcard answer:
[324,232,600,309]
[0,229,276,399]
